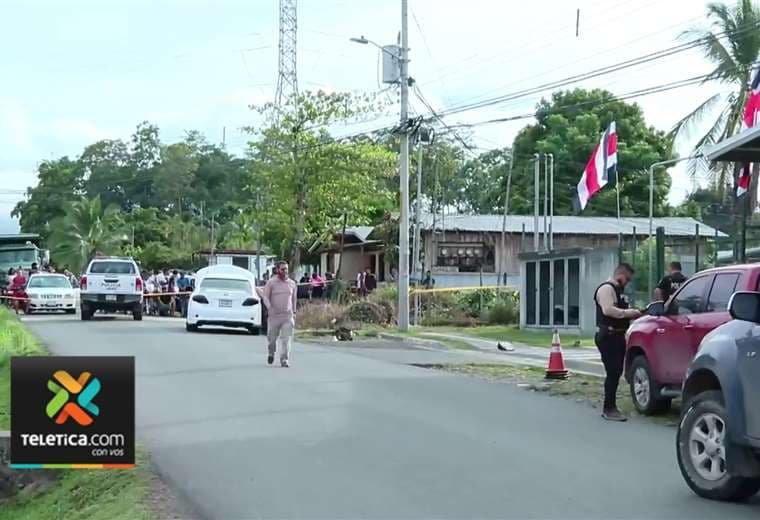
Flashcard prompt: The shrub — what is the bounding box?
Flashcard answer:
[297,301,347,330]
[457,289,499,317]
[369,284,398,325]
[344,301,387,324]
[420,307,477,327]
[487,301,518,325]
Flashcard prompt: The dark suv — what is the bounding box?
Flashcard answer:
[677,291,760,501]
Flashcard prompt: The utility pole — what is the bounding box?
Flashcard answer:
[413,139,423,325]
[255,192,262,284]
[499,154,513,286]
[549,153,554,250]
[533,153,540,252]
[398,0,410,331]
[543,154,549,251]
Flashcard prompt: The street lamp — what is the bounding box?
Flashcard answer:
[350,0,411,331]
[349,36,369,45]
[647,155,702,298]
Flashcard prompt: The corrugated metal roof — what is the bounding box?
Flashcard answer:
[422,215,727,238]
[344,226,375,242]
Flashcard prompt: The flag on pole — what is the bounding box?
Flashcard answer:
[573,121,617,212]
[737,67,760,198]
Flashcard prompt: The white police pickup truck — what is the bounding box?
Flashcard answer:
[79,257,143,321]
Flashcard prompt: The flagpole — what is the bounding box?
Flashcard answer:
[615,168,621,220]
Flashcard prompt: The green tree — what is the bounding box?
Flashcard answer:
[48,196,125,272]
[246,90,394,272]
[510,88,675,217]
[81,139,132,210]
[672,0,760,200]
[154,143,198,214]
[11,157,84,239]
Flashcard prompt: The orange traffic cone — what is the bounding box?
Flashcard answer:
[545,329,569,380]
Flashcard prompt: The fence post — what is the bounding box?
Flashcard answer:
[631,226,637,306]
[714,227,719,267]
[695,223,700,273]
[656,226,666,286]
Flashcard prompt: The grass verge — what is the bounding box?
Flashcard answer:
[421,363,680,426]
[0,308,165,520]
[0,449,155,520]
[409,325,595,348]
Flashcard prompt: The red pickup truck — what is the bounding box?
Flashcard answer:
[624,264,760,415]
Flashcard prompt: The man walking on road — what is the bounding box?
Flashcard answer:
[593,263,642,422]
[259,261,297,368]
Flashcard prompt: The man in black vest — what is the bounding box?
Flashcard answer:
[594,263,642,421]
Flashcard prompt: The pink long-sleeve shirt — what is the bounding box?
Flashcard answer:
[259,276,297,319]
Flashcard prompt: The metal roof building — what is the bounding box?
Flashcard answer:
[421,215,726,238]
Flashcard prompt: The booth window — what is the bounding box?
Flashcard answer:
[436,243,495,272]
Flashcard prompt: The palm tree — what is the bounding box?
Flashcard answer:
[672,0,760,201]
[49,196,125,272]
[222,211,258,250]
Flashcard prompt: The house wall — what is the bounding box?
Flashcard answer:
[422,231,622,285]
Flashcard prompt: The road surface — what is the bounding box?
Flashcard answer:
[23,315,760,519]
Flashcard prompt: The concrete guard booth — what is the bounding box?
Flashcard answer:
[518,247,618,335]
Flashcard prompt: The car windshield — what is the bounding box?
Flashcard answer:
[199,278,251,292]
[89,261,135,274]
[0,249,36,265]
[27,276,71,289]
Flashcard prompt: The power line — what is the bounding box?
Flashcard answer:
[431,20,760,120]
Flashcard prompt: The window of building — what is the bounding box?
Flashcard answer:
[435,243,495,272]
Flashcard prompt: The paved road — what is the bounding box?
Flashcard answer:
[23,315,760,519]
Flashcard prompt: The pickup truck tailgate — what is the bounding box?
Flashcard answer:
[86,274,138,294]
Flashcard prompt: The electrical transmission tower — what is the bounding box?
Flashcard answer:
[275,0,298,107]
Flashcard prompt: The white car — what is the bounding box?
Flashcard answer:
[26,273,77,314]
[80,257,143,321]
[186,265,262,334]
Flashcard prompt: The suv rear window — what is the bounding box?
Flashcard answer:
[89,261,136,274]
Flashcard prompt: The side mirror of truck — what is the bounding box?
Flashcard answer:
[729,292,760,323]
[645,301,665,316]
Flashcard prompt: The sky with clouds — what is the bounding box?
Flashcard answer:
[0,0,732,233]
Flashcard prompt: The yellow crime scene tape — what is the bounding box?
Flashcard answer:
[409,285,515,295]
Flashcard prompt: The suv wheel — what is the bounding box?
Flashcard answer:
[677,390,760,501]
[629,355,671,415]
[80,305,93,321]
[186,323,198,332]
[132,306,143,321]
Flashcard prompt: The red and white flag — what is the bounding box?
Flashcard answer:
[573,121,617,212]
[737,67,760,198]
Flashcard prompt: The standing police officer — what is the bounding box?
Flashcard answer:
[593,263,642,421]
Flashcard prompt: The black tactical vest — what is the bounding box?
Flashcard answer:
[594,281,630,333]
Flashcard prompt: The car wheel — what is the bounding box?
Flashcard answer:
[186,323,198,332]
[248,326,260,336]
[66,309,76,315]
[629,355,671,415]
[80,305,92,321]
[133,307,143,321]
[26,308,33,315]
[677,390,760,501]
